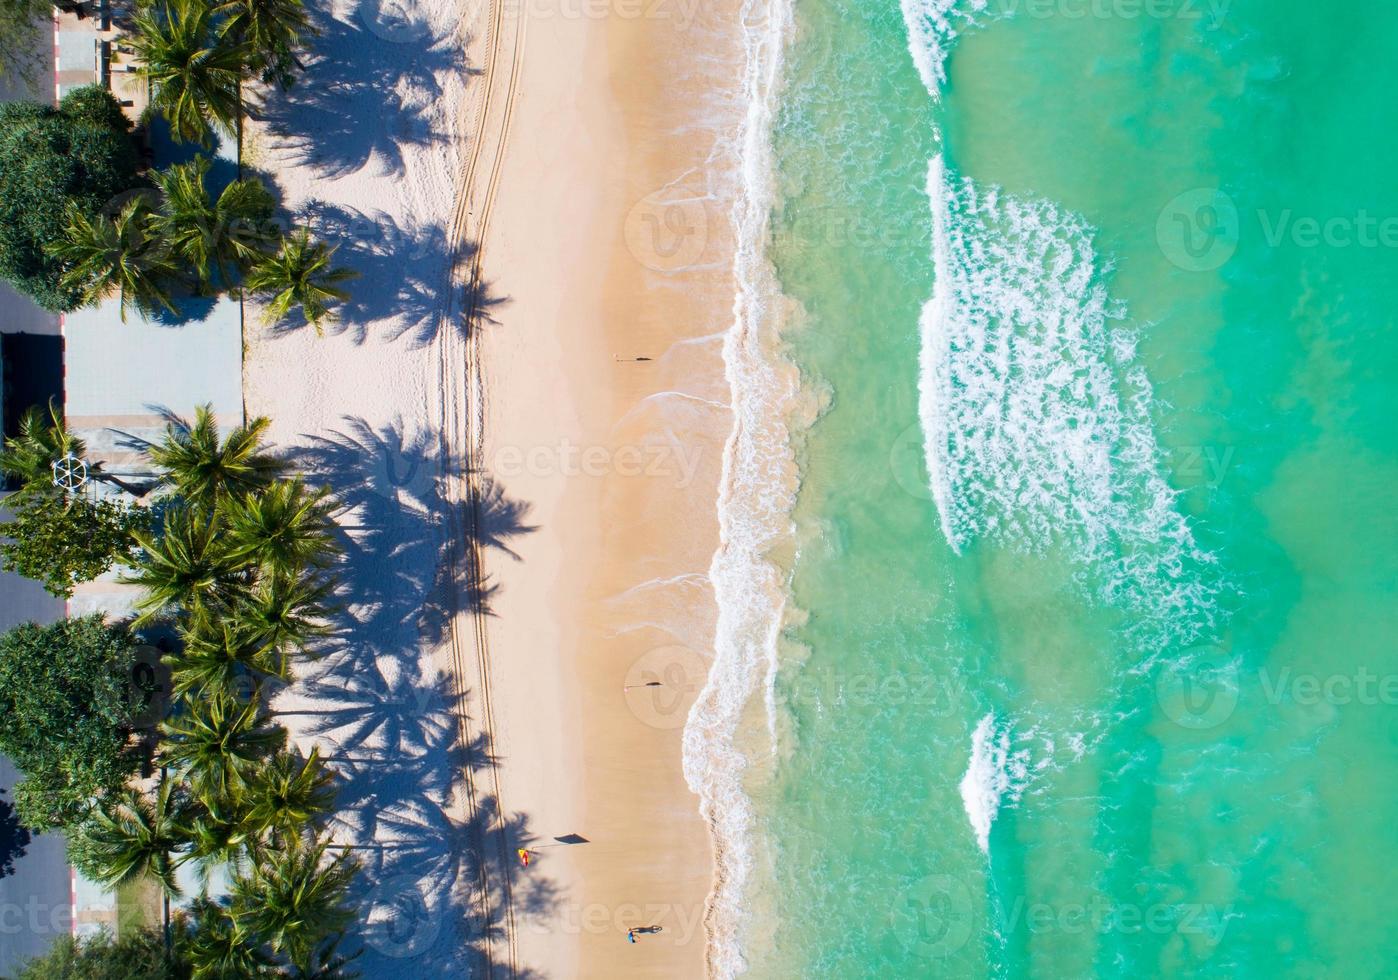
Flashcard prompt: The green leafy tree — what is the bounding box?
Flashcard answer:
[221,477,339,581]
[0,616,143,830]
[0,490,149,597]
[0,85,143,311]
[52,197,184,321]
[230,837,358,969]
[147,405,285,508]
[149,157,277,290]
[11,927,191,980]
[246,229,356,334]
[160,693,285,804]
[216,0,316,90]
[132,0,249,145]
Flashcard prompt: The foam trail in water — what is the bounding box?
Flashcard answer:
[682,0,799,976]
[918,155,1219,654]
[899,0,990,99]
[959,713,1030,855]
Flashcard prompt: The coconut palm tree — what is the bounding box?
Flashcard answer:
[150,157,277,290]
[240,747,335,847]
[231,837,358,967]
[183,801,256,886]
[70,783,192,895]
[235,571,336,659]
[166,618,285,701]
[216,0,316,91]
[146,405,285,508]
[124,505,243,621]
[0,400,86,491]
[246,229,356,334]
[0,400,152,496]
[221,478,339,581]
[131,0,249,145]
[161,693,286,805]
[186,897,279,979]
[51,198,183,322]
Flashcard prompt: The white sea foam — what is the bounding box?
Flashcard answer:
[918,155,1219,653]
[959,712,1030,855]
[681,0,799,976]
[899,0,990,99]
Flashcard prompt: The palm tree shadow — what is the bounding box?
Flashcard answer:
[258,6,462,180]
[274,416,546,975]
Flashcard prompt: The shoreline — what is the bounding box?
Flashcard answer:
[477,1,755,975]
[243,0,778,972]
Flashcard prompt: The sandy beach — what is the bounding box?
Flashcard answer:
[243,0,746,975]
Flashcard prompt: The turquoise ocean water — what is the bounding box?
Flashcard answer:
[707,0,1398,975]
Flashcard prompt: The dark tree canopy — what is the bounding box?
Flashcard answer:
[0,616,144,831]
[0,85,144,312]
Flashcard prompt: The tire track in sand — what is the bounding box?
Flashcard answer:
[435,0,528,974]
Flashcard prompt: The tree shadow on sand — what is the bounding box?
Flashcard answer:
[263,200,510,349]
[270,417,545,976]
[258,2,466,180]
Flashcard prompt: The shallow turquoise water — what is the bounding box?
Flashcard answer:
[748,1,1398,976]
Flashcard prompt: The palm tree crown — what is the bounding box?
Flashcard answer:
[124,504,242,621]
[70,782,192,896]
[246,229,356,334]
[216,0,316,90]
[147,405,285,508]
[222,477,339,581]
[150,157,277,289]
[161,693,285,804]
[132,0,249,145]
[51,197,182,322]
[241,747,336,846]
[231,838,358,969]
[0,400,87,491]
